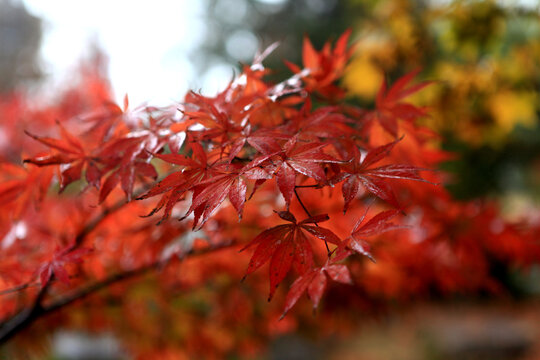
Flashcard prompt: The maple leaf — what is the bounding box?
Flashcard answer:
[0,162,53,219]
[255,136,340,207]
[183,91,243,143]
[185,164,246,230]
[335,138,431,211]
[183,153,279,229]
[224,124,287,162]
[340,208,404,262]
[365,69,432,137]
[286,30,354,100]
[137,142,209,222]
[281,99,355,141]
[23,122,101,191]
[281,260,352,319]
[37,244,92,286]
[78,96,130,141]
[241,211,341,300]
[96,134,158,202]
[138,137,271,228]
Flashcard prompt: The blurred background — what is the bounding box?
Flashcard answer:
[3,0,540,205]
[1,0,539,358]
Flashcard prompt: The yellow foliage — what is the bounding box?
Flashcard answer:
[488,91,537,132]
[344,54,384,99]
[389,15,417,53]
[343,36,392,99]
[344,0,540,146]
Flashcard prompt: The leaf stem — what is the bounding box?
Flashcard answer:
[294,188,331,256]
[294,184,319,188]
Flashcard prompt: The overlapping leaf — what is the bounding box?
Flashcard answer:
[335,138,430,211]
[340,209,404,261]
[281,260,352,318]
[241,211,341,300]
[96,134,158,202]
[0,162,53,219]
[137,142,209,222]
[255,137,340,207]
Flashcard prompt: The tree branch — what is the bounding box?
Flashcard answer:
[0,282,40,296]
[0,185,152,344]
[0,243,233,345]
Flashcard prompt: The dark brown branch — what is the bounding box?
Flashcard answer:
[0,266,152,345]
[43,264,155,314]
[0,282,40,296]
[0,280,48,345]
[0,185,151,345]
[0,243,233,345]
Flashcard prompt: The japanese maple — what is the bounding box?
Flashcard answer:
[0,31,538,359]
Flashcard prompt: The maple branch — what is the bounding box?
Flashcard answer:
[0,243,233,345]
[0,269,149,345]
[42,263,156,314]
[294,188,331,255]
[0,281,48,345]
[0,187,150,344]
[0,282,41,296]
[45,242,234,313]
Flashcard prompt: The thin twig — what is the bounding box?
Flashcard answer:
[0,283,40,296]
[294,188,331,256]
[0,242,234,345]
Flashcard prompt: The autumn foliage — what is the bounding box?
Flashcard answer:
[0,32,539,358]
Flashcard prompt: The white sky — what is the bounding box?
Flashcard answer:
[22,0,215,106]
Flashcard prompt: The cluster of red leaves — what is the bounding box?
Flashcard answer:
[0,33,539,358]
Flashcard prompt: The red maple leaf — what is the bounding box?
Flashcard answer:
[339,208,404,262]
[37,244,92,286]
[95,134,158,202]
[281,99,355,141]
[0,162,53,219]
[137,141,209,222]
[184,160,272,230]
[241,211,341,300]
[335,138,431,211]
[365,69,432,137]
[281,259,352,318]
[255,136,340,207]
[182,91,243,143]
[286,29,354,100]
[24,121,100,191]
[224,124,288,162]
